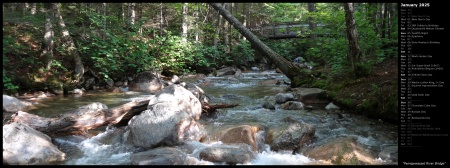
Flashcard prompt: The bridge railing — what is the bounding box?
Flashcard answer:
[249,22,326,39]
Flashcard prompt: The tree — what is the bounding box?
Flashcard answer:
[53,3,85,83]
[213,3,226,49]
[181,3,188,42]
[307,3,316,39]
[209,3,312,87]
[42,3,54,70]
[343,3,363,78]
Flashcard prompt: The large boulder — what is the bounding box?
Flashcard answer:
[199,143,256,165]
[219,125,263,152]
[124,84,203,148]
[302,137,381,165]
[3,95,32,112]
[148,84,202,121]
[266,122,316,152]
[3,122,66,165]
[129,71,164,93]
[291,88,329,104]
[131,147,191,165]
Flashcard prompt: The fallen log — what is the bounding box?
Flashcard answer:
[202,103,238,113]
[9,95,236,137]
[9,98,152,137]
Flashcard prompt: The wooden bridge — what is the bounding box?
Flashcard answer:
[249,22,327,39]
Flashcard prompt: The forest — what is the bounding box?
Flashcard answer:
[3,3,399,165]
[3,2,398,121]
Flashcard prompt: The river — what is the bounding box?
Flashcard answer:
[26,70,398,165]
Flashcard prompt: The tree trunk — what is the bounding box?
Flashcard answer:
[368,3,378,34]
[209,3,310,87]
[381,3,386,38]
[42,3,54,70]
[213,3,226,49]
[10,98,152,137]
[103,3,107,30]
[160,3,164,36]
[130,3,135,25]
[194,3,200,42]
[343,3,363,78]
[307,3,316,39]
[53,3,85,83]
[181,3,188,42]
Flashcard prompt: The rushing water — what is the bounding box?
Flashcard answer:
[25,70,398,165]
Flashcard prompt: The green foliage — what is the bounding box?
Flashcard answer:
[3,70,19,91]
[230,40,255,65]
[266,39,297,60]
[191,44,229,67]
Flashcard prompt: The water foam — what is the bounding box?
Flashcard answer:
[247,150,315,165]
[64,128,134,165]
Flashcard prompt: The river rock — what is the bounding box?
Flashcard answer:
[124,84,203,148]
[216,67,237,77]
[124,108,203,148]
[148,84,202,120]
[3,122,66,165]
[84,78,95,89]
[171,75,181,84]
[219,125,263,152]
[106,79,114,87]
[72,88,84,94]
[281,101,304,110]
[291,88,329,104]
[251,67,260,71]
[199,143,256,165]
[183,83,207,104]
[3,95,32,112]
[78,102,108,110]
[378,145,398,163]
[235,69,242,77]
[262,101,275,110]
[131,147,191,165]
[302,137,380,165]
[114,81,123,87]
[275,68,282,73]
[129,71,164,93]
[325,102,340,111]
[266,122,315,152]
[108,86,121,93]
[275,93,294,104]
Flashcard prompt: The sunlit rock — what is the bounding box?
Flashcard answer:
[148,84,202,120]
[3,95,32,112]
[302,137,381,165]
[219,125,264,152]
[124,84,203,148]
[3,122,66,165]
